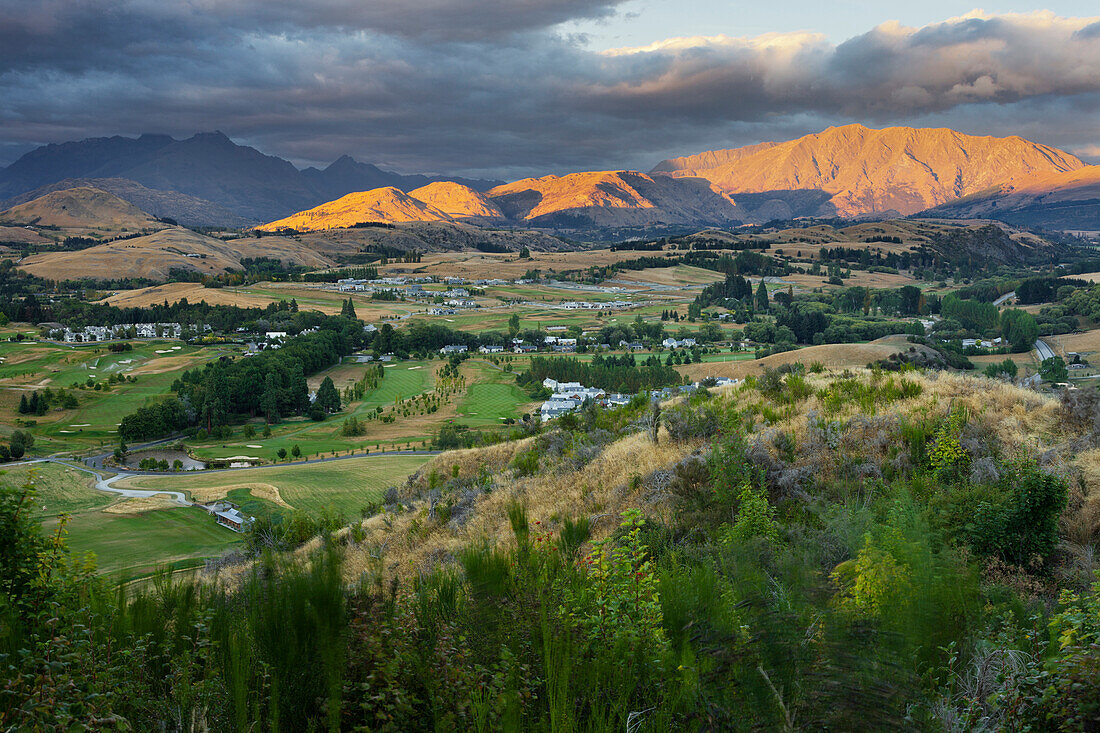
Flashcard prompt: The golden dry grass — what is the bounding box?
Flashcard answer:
[675,335,929,380]
[339,431,694,581]
[102,282,276,310]
[613,265,725,287]
[1049,330,1100,357]
[782,270,921,290]
[115,476,291,507]
[375,249,655,280]
[217,367,1100,589]
[103,494,184,514]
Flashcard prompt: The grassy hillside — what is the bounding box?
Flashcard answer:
[6,366,1100,730]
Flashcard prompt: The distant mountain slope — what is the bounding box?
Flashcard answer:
[408,182,504,221]
[0,187,163,232]
[486,171,742,227]
[920,165,1100,230]
[302,156,500,201]
[0,133,497,224]
[255,187,455,232]
[1,178,251,227]
[652,124,1085,218]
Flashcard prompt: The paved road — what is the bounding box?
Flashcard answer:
[993,291,1017,307]
[16,458,190,504]
[1034,338,1056,362]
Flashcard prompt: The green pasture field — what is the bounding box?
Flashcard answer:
[124,453,431,517]
[53,507,242,578]
[188,361,439,461]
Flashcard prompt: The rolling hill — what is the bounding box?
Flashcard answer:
[652,124,1085,219]
[0,187,165,233]
[257,171,743,231]
[18,227,331,281]
[255,187,455,232]
[0,132,497,223]
[2,177,252,228]
[920,165,1100,230]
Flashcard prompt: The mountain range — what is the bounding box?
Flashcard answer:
[0,132,498,226]
[3,125,1098,231]
[651,124,1087,219]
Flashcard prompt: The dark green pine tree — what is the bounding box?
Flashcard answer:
[755,280,770,312]
[262,373,280,424]
[17,394,28,414]
[315,376,341,413]
[26,392,38,416]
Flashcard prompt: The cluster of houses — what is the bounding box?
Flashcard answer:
[542,300,634,311]
[42,322,200,343]
[538,376,739,422]
[539,379,633,421]
[662,337,697,349]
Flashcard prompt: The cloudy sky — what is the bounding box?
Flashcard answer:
[1,1,1099,178]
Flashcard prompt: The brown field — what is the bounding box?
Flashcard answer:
[781,270,921,291]
[613,265,725,287]
[115,478,291,507]
[376,249,663,280]
[0,226,52,245]
[674,335,932,380]
[969,352,1039,373]
[1048,330,1100,357]
[102,282,276,310]
[103,494,183,514]
[128,354,208,376]
[20,228,332,281]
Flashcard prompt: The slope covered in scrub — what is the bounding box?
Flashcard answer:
[6,367,1100,730]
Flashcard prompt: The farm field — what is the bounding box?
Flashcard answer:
[612,264,725,287]
[373,249,650,280]
[673,335,934,380]
[120,453,431,516]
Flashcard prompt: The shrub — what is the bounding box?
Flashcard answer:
[561,510,666,651]
[663,401,720,442]
[510,449,540,477]
[722,482,780,545]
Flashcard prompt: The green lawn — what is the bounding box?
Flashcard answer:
[2,340,234,454]
[125,453,431,516]
[455,365,534,426]
[49,507,242,578]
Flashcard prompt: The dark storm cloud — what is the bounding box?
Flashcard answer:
[0,5,1098,175]
[0,0,627,70]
